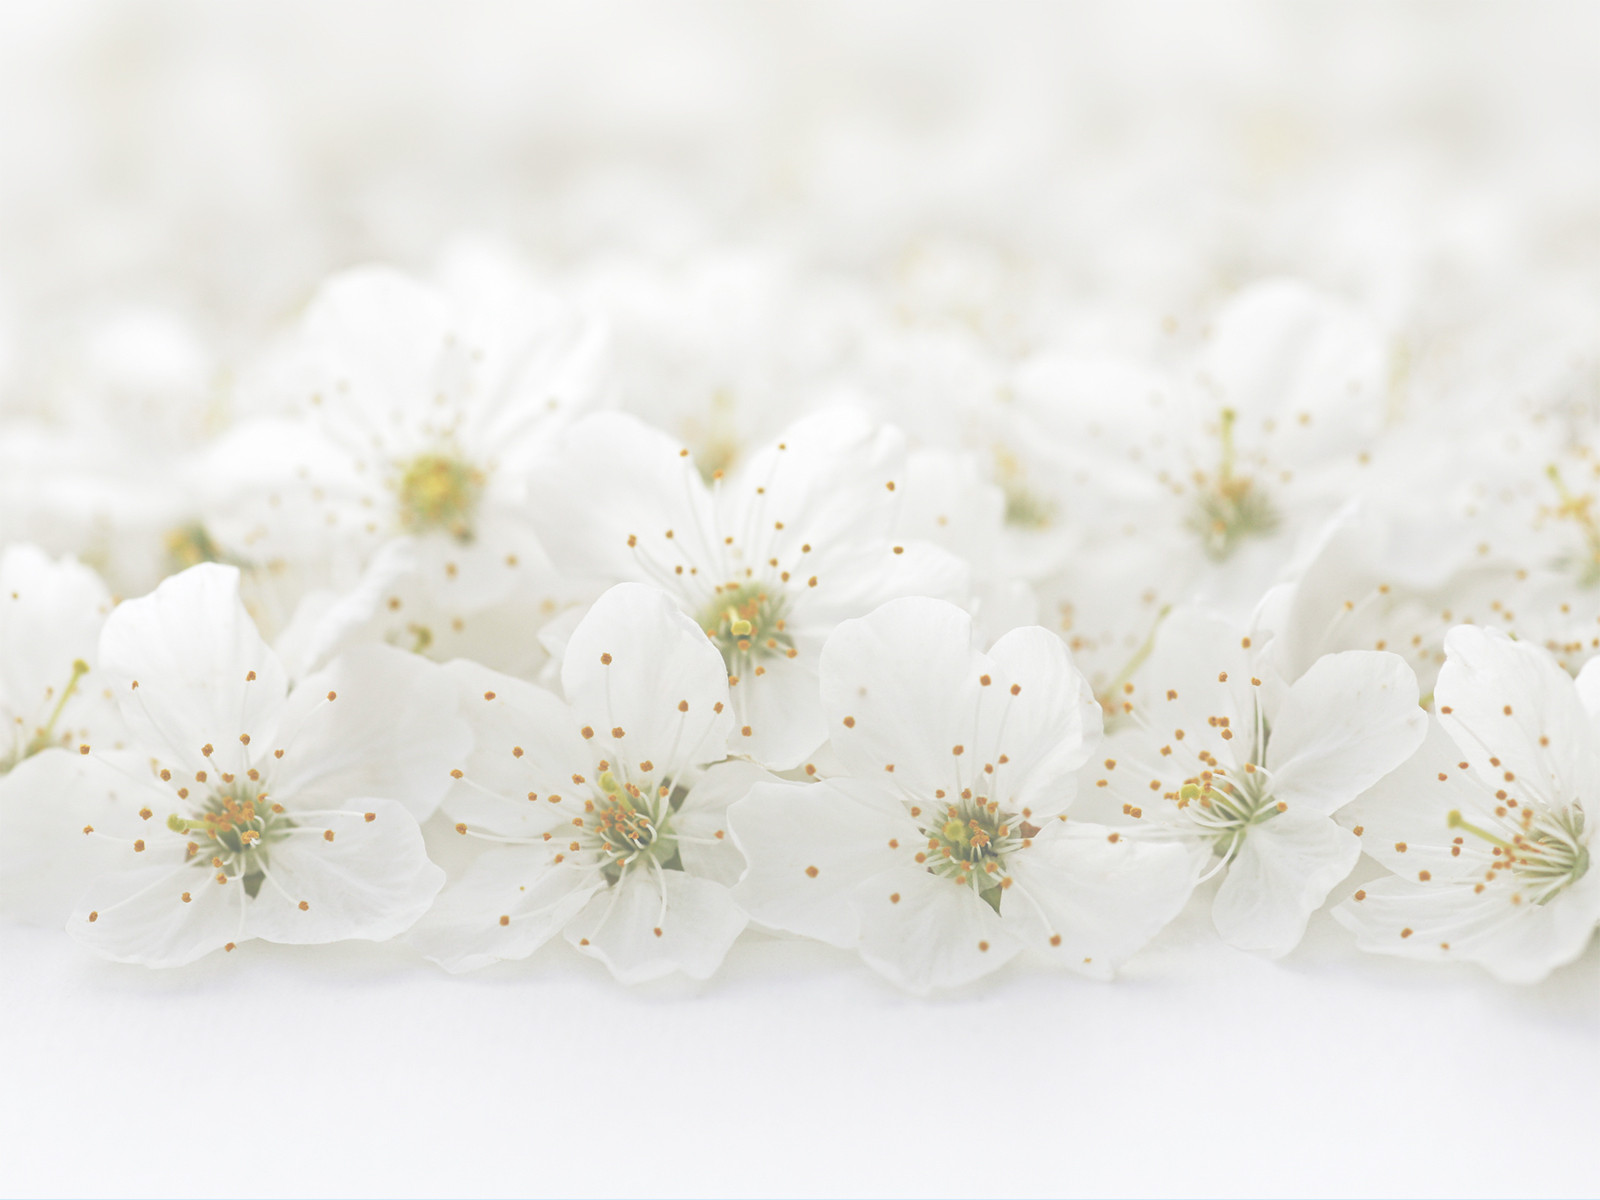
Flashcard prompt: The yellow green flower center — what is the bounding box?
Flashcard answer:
[1448,803,1589,904]
[919,798,1029,911]
[1545,465,1600,587]
[168,784,294,898]
[396,452,485,542]
[1188,408,1278,560]
[700,583,796,673]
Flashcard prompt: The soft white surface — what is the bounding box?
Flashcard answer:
[2,876,1595,1200]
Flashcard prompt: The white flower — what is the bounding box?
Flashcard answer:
[1085,606,1428,956]
[529,407,970,768]
[201,262,602,612]
[1011,281,1393,694]
[1334,627,1599,983]
[408,582,758,983]
[60,564,466,966]
[729,597,1195,992]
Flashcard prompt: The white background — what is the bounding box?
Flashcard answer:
[3,870,1594,1199]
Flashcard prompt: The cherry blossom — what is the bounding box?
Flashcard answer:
[408,583,762,982]
[1335,627,1598,982]
[61,564,467,966]
[528,408,969,768]
[730,597,1195,992]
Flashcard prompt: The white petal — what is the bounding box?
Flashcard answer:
[1437,626,1600,810]
[727,651,826,770]
[564,868,746,983]
[0,749,157,926]
[852,866,1018,993]
[673,760,789,888]
[723,407,905,559]
[1202,280,1384,452]
[1212,809,1361,956]
[298,267,450,424]
[561,582,733,776]
[729,778,911,946]
[407,847,602,972]
[1123,606,1259,777]
[67,842,246,967]
[1340,719,1499,880]
[1267,650,1426,816]
[529,412,719,588]
[1333,868,1600,984]
[243,800,443,945]
[823,599,1098,818]
[1576,656,1600,728]
[440,659,591,838]
[99,564,288,778]
[820,597,981,801]
[271,645,470,822]
[983,625,1102,816]
[1006,825,1197,977]
[790,537,970,625]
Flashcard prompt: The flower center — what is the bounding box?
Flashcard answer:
[1188,408,1278,560]
[163,522,227,574]
[395,452,485,542]
[584,771,684,885]
[168,783,294,898]
[918,799,1028,910]
[1545,465,1600,587]
[994,445,1054,530]
[1176,768,1282,856]
[1449,802,1589,904]
[700,583,796,674]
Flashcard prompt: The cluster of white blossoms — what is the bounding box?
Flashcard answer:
[1,250,1594,991]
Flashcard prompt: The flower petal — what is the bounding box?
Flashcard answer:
[819,597,981,801]
[99,564,288,778]
[564,867,746,983]
[1212,808,1360,956]
[271,645,470,822]
[440,659,591,838]
[1340,718,1499,880]
[727,649,827,771]
[1267,650,1426,816]
[561,582,733,778]
[0,749,158,927]
[982,625,1102,817]
[673,759,788,888]
[68,842,245,967]
[1006,824,1196,977]
[407,846,602,972]
[244,799,443,945]
[729,778,911,946]
[852,866,1018,993]
[1436,626,1600,809]
[1332,868,1600,984]
[530,412,719,589]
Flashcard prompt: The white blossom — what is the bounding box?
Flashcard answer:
[1334,627,1598,982]
[730,597,1195,992]
[408,582,759,982]
[59,564,467,966]
[1084,606,1428,956]
[528,407,970,768]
